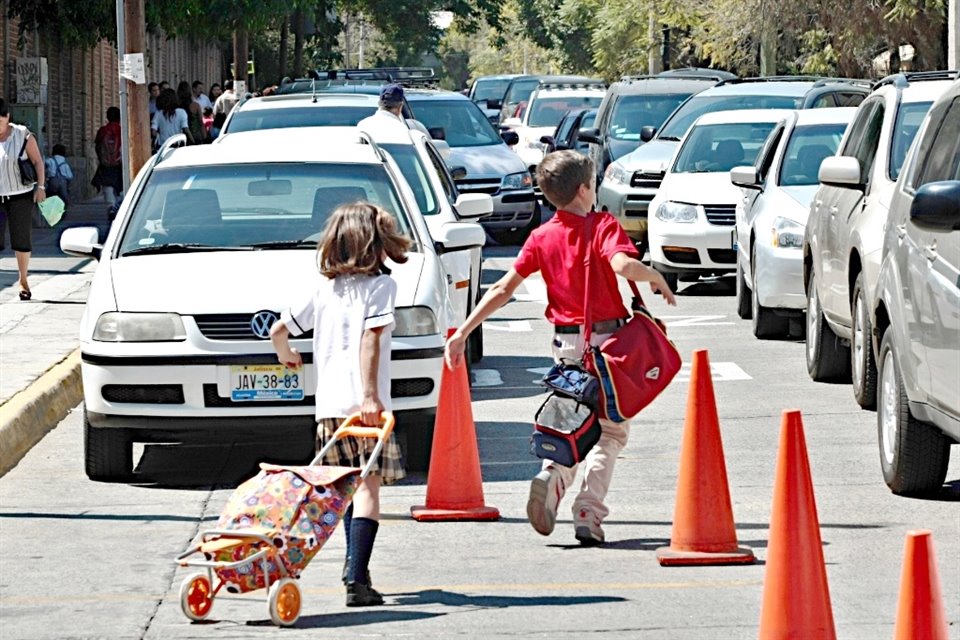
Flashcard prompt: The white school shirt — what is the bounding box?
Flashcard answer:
[280,273,396,420]
[45,155,74,181]
[151,109,188,146]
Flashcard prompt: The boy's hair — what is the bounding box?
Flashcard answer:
[536,150,594,208]
[53,143,67,156]
[318,202,411,278]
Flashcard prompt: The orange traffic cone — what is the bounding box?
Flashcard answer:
[657,349,754,565]
[894,529,948,640]
[758,409,835,639]
[410,356,500,522]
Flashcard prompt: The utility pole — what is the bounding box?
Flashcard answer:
[233,30,249,93]
[950,0,958,69]
[116,0,150,191]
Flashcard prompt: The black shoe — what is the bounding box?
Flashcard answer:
[341,557,372,587]
[345,581,384,607]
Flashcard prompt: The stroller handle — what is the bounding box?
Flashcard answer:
[311,411,396,476]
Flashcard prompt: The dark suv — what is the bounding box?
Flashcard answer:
[871,76,960,497]
[579,68,736,184]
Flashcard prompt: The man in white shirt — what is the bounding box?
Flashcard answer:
[192,81,213,111]
[213,80,239,117]
[357,84,406,131]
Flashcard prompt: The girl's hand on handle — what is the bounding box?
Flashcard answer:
[650,274,677,306]
[360,396,384,426]
[444,331,467,370]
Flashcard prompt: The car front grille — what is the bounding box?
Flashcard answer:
[102,384,184,404]
[194,314,313,341]
[392,378,434,398]
[703,205,736,226]
[457,179,500,196]
[630,172,663,189]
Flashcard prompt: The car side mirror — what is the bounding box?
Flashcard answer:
[539,134,556,146]
[454,193,493,219]
[577,127,602,145]
[910,181,960,231]
[819,156,863,189]
[640,126,657,143]
[428,127,446,141]
[60,226,102,260]
[730,166,761,189]
[486,98,502,110]
[501,130,519,146]
[434,221,487,254]
[449,165,467,180]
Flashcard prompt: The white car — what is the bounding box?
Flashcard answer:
[648,109,794,292]
[502,85,605,171]
[731,108,855,338]
[60,129,485,481]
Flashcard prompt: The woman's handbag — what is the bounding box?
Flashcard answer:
[531,392,601,467]
[17,135,38,186]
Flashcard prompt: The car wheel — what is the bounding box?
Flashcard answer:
[396,411,436,473]
[468,322,484,364]
[84,412,133,482]
[751,246,789,339]
[805,271,850,382]
[877,329,950,496]
[851,273,877,409]
[735,256,752,320]
[660,271,679,294]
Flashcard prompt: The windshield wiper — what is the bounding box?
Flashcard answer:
[122,243,250,256]
[251,240,317,250]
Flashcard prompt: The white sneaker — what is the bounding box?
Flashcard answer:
[574,507,605,546]
[527,469,564,536]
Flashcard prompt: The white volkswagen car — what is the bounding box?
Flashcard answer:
[731,107,854,338]
[60,129,484,481]
[648,109,793,292]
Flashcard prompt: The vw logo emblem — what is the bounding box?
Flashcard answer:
[250,310,279,339]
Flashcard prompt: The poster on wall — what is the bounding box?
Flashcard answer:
[16,58,48,104]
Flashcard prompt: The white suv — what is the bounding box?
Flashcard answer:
[60,129,485,480]
[803,71,958,408]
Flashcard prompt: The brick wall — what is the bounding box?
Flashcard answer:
[1,3,224,201]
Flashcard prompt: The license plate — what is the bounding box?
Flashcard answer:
[230,364,304,401]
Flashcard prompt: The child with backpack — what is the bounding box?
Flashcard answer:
[44,144,73,205]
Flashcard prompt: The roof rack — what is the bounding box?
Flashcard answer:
[720,75,825,86]
[356,130,388,163]
[620,73,729,83]
[872,70,960,91]
[811,77,873,88]
[309,67,437,86]
[538,80,606,90]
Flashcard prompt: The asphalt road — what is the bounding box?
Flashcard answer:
[1,243,957,639]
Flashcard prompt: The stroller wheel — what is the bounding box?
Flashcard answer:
[179,573,213,621]
[268,578,302,626]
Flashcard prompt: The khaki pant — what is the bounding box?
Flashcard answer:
[546,329,630,523]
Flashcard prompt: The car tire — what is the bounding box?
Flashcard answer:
[877,329,950,496]
[735,256,752,320]
[468,322,484,364]
[851,273,877,409]
[751,246,789,338]
[84,412,134,482]
[805,271,850,382]
[660,271,679,294]
[396,411,435,473]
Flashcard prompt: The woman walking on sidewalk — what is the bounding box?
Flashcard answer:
[0,98,46,301]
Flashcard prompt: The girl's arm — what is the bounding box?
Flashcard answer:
[270,321,302,369]
[359,326,386,425]
[610,252,677,306]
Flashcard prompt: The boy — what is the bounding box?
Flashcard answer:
[445,150,676,546]
[44,144,73,204]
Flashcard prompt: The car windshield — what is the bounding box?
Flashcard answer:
[381,143,439,215]
[608,93,692,141]
[117,163,412,255]
[778,123,848,186]
[529,96,603,127]
[504,78,540,108]
[412,100,503,147]
[673,122,777,173]
[473,78,511,102]
[659,94,803,140]
[225,105,377,133]
[889,101,932,181]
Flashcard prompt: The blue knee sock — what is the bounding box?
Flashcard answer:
[347,517,379,585]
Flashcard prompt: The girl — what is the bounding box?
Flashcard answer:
[151,88,192,148]
[270,201,410,607]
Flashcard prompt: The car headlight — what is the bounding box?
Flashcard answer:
[772,216,804,249]
[501,171,533,190]
[93,312,187,342]
[393,306,439,337]
[604,162,630,186]
[655,201,699,223]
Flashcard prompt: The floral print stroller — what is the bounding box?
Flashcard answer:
[175,413,395,626]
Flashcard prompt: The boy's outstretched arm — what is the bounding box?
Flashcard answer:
[445,268,526,370]
[359,326,386,426]
[610,252,677,306]
[270,321,302,368]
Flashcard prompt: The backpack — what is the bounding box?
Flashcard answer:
[98,125,122,166]
[46,158,68,194]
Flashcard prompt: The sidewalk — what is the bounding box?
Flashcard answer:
[0,198,112,475]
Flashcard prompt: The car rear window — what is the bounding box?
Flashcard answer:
[472,78,512,102]
[412,100,502,147]
[778,123,848,186]
[659,94,803,140]
[673,122,778,173]
[118,163,412,255]
[608,93,691,141]
[225,105,378,133]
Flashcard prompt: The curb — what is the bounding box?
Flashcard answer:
[0,349,82,478]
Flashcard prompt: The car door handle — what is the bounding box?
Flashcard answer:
[895,224,906,239]
[829,206,838,216]
[923,242,938,261]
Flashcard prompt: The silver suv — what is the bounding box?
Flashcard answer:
[804,72,958,409]
[871,76,960,497]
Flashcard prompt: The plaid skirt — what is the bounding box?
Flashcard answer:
[316,417,406,484]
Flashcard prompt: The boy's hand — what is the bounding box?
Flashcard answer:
[360,396,384,426]
[277,347,302,370]
[444,331,467,370]
[650,273,677,306]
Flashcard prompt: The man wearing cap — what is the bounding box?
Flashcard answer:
[357,83,407,131]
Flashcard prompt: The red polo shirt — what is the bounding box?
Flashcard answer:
[514,210,638,326]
